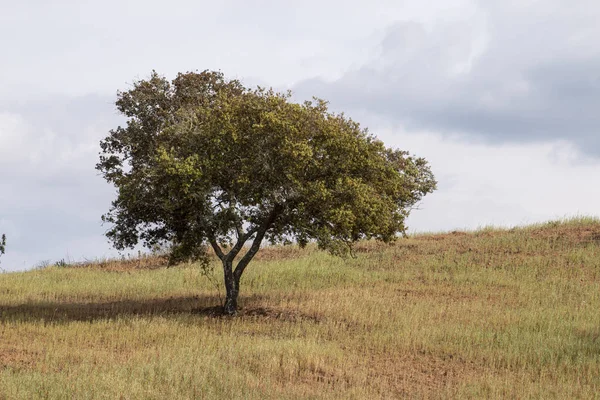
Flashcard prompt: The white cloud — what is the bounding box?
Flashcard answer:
[0,99,119,271]
[384,128,600,231]
[294,0,600,155]
[0,0,483,99]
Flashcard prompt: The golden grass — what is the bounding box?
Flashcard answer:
[0,217,599,399]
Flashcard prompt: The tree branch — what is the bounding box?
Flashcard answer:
[234,221,243,241]
[224,225,259,262]
[208,237,225,261]
[233,205,281,280]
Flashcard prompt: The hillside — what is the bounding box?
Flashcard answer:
[0,218,599,399]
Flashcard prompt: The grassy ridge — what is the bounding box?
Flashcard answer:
[0,217,599,399]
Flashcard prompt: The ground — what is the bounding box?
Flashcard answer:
[0,217,598,399]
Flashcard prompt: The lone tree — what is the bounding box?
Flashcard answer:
[97,71,436,315]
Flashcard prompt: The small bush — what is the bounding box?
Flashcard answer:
[0,234,5,260]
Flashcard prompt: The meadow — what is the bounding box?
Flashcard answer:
[0,217,599,399]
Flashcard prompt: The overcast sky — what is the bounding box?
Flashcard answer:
[2,0,600,270]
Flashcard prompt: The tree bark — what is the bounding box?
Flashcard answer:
[222,260,240,316]
[211,205,282,316]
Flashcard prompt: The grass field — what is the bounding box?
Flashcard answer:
[0,217,599,399]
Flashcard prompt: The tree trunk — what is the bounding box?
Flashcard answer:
[212,207,281,316]
[223,261,240,316]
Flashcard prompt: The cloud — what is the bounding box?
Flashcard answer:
[0,0,417,99]
[380,128,600,232]
[0,95,122,270]
[294,1,600,155]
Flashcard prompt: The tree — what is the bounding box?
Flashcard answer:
[97,71,436,315]
[0,234,5,259]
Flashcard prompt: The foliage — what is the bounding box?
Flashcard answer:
[54,259,70,268]
[97,70,436,313]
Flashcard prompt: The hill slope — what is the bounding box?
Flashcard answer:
[0,218,599,398]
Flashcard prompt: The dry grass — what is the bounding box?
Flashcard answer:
[0,217,599,399]
[67,253,170,271]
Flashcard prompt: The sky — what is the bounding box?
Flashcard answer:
[1,0,600,270]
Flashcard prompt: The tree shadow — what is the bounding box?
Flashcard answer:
[0,295,265,323]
